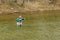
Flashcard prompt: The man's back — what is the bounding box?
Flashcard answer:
[16,17,24,22]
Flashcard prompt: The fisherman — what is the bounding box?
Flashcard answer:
[16,16,24,27]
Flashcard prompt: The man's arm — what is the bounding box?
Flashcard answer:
[22,17,24,20]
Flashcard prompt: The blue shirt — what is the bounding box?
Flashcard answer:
[16,17,24,22]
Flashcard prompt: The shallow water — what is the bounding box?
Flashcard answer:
[0,10,60,40]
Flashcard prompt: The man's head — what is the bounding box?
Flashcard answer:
[19,16,22,18]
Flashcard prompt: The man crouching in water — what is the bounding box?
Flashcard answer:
[16,16,24,27]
